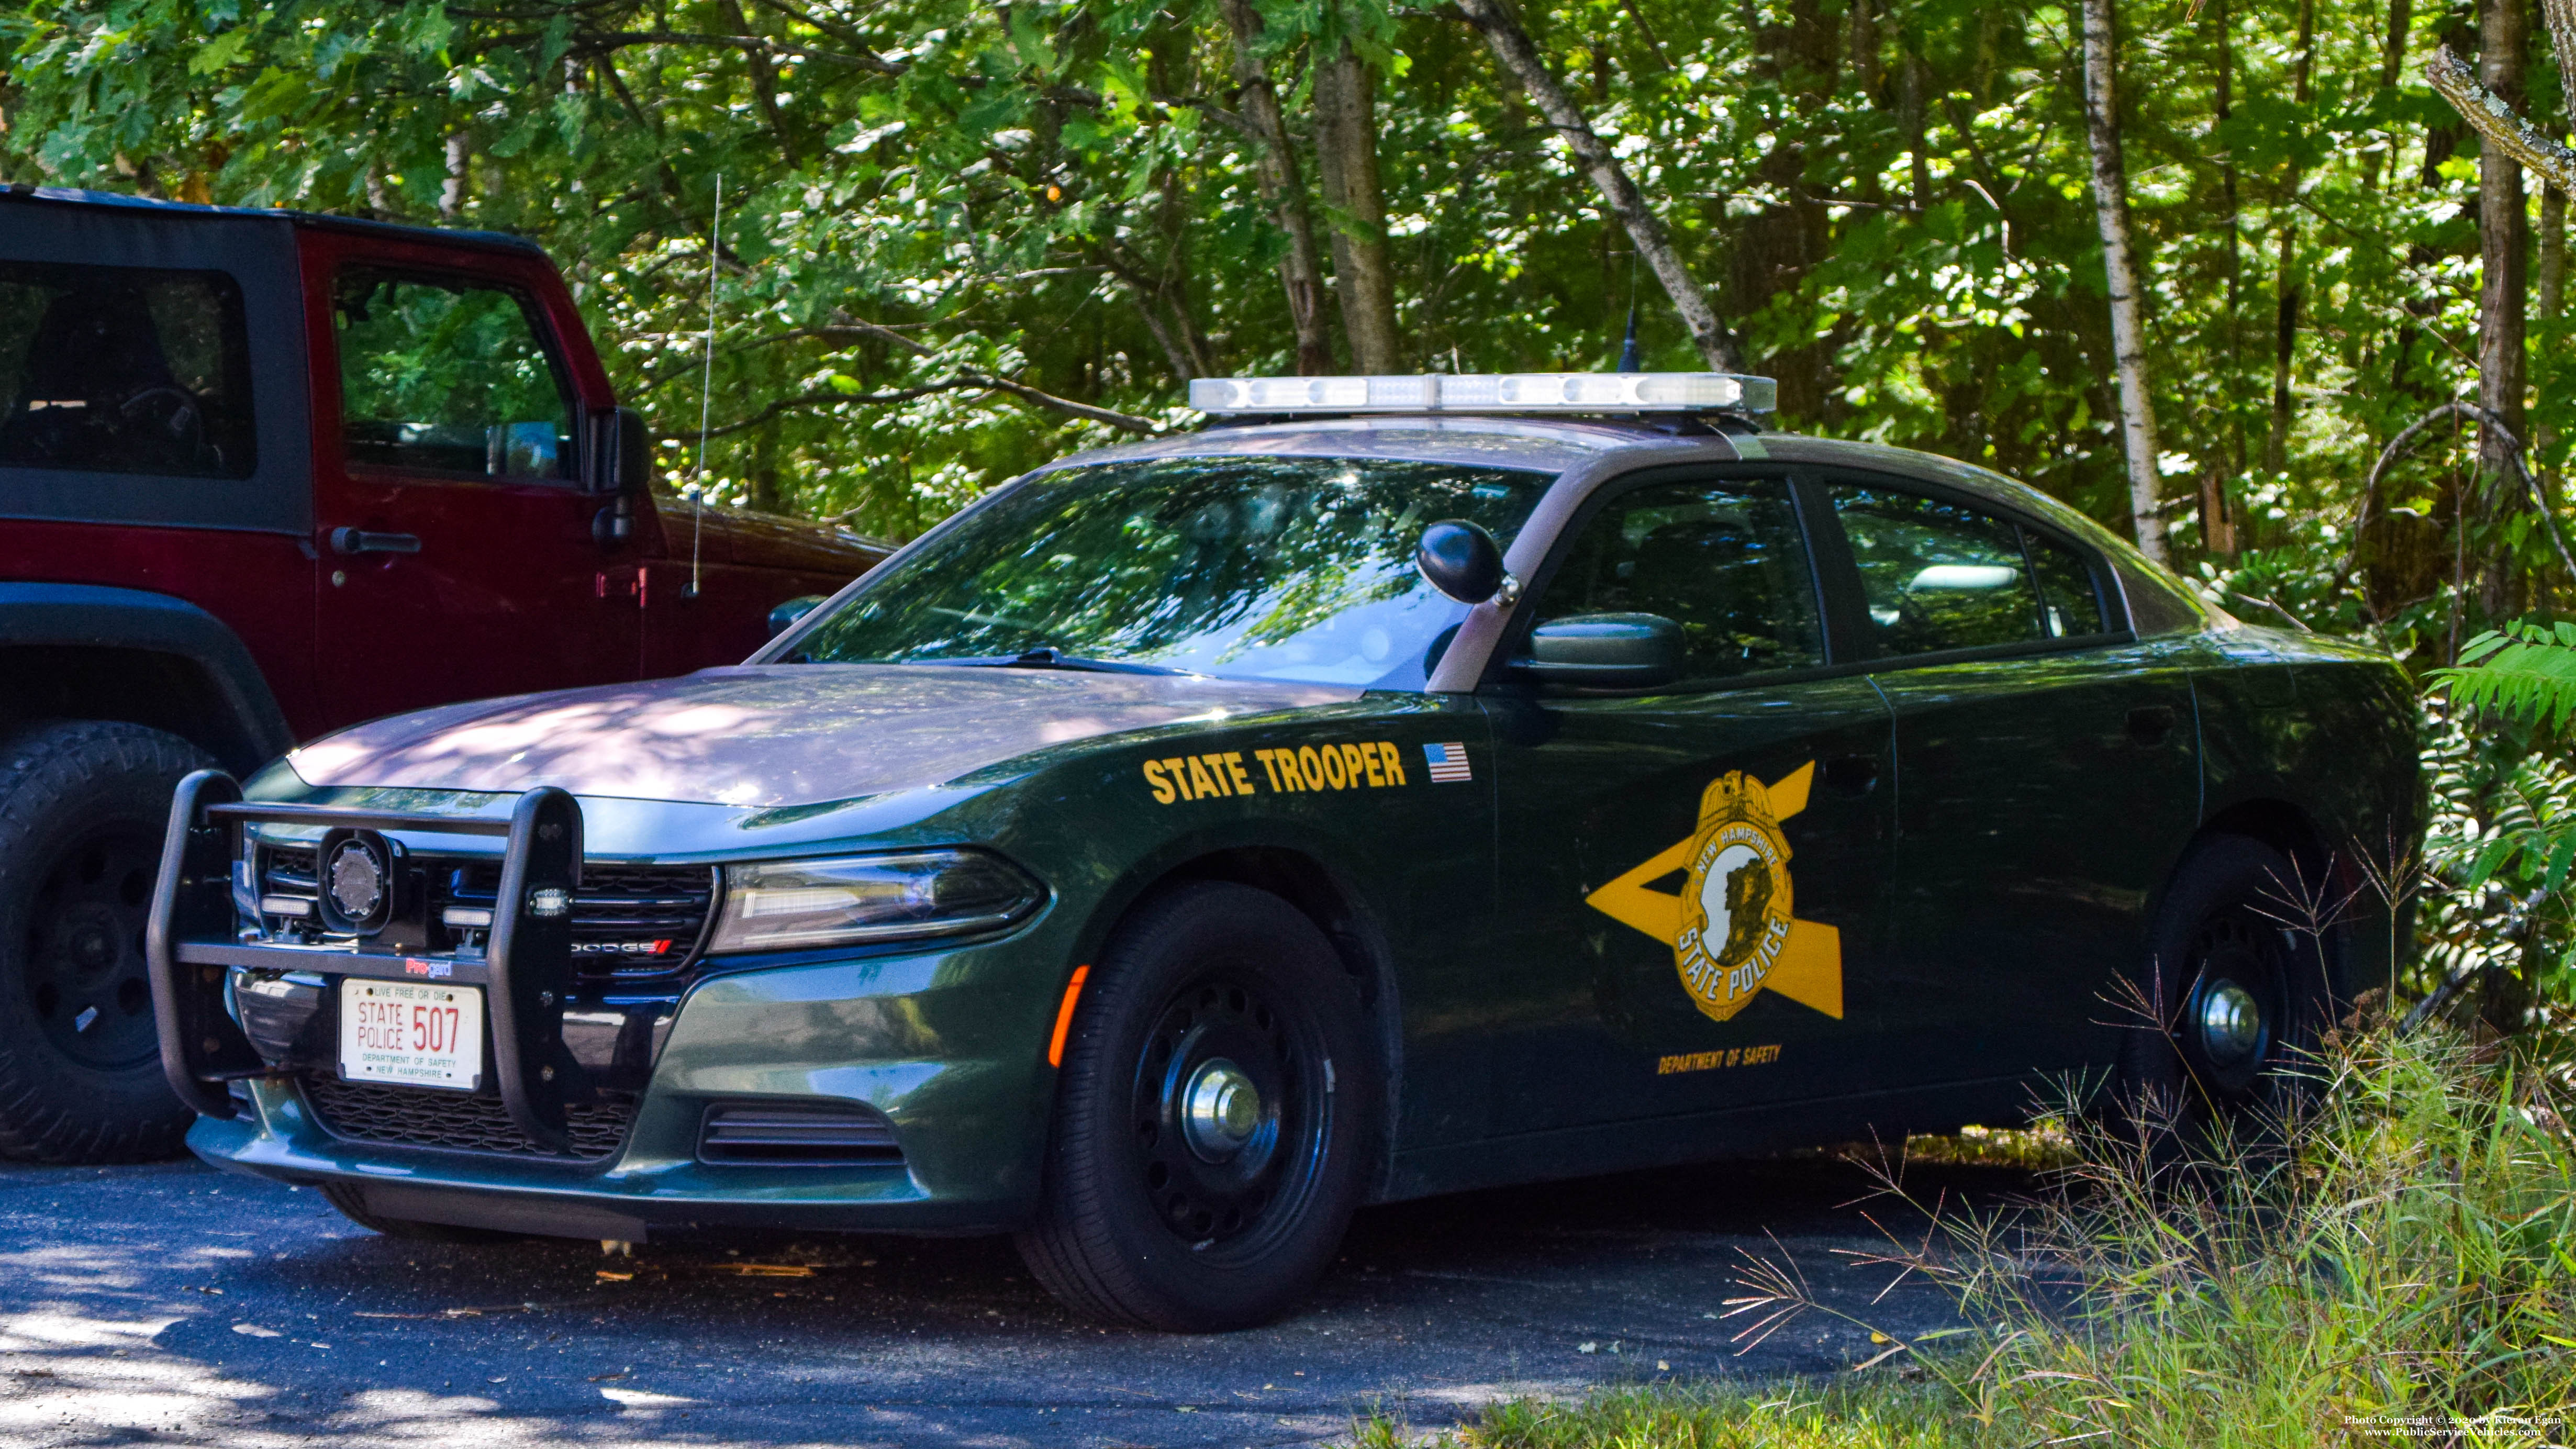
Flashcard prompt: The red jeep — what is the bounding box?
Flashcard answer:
[0,186,886,1163]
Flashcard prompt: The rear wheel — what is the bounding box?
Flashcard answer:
[0,720,213,1163]
[1016,882,1379,1331]
[2116,835,2332,1155]
[319,1183,526,1245]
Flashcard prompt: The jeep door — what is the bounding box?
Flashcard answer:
[1479,467,1899,1156]
[301,229,640,728]
[1816,473,2202,1090]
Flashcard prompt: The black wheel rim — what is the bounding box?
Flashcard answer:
[21,827,163,1072]
[1128,969,1330,1262]
[2174,907,2288,1099]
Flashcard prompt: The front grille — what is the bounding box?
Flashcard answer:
[696,1102,904,1166]
[253,843,716,984]
[301,1076,635,1161]
[436,861,716,983]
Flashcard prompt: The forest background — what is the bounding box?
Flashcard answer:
[5,0,2575,1017]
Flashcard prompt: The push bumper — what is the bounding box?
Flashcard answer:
[153,772,1060,1240]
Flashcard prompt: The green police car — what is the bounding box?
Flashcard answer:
[149,373,2416,1330]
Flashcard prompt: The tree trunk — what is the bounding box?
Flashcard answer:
[2078,0,2169,564]
[2477,0,2529,503]
[718,0,797,161]
[441,133,471,218]
[1218,0,1335,375]
[1900,46,1931,210]
[2261,0,2317,477]
[1455,0,1739,372]
[1313,41,1403,372]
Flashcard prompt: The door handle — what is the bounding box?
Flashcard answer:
[330,528,422,556]
[1821,754,1879,798]
[2126,704,2178,746]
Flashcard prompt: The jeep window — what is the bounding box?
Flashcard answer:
[0,262,256,479]
[333,269,574,482]
[796,456,1554,689]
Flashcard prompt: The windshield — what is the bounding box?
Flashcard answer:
[794,454,1556,689]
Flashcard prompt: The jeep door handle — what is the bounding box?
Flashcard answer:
[1821,754,1879,797]
[330,528,422,556]
[2126,704,2178,746]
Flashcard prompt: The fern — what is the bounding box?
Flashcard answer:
[2432,620,2576,731]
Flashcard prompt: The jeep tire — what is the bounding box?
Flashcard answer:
[0,720,214,1163]
[1017,882,1380,1331]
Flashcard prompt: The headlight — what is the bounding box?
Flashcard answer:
[706,851,1045,953]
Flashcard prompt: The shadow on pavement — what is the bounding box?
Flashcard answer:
[0,1151,2033,1447]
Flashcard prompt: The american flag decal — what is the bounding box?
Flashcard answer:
[1422,741,1473,783]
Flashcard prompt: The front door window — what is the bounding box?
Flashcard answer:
[1531,477,1825,683]
[333,269,573,482]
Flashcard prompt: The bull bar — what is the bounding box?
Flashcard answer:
[145,772,595,1156]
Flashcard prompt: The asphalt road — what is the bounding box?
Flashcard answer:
[0,1151,2026,1447]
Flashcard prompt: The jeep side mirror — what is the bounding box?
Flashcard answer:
[1513,612,1683,689]
[586,407,650,496]
[1417,519,1513,604]
[586,407,651,544]
[768,595,827,639]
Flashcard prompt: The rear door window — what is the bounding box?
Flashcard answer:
[333,269,574,482]
[0,262,257,478]
[1827,486,2105,657]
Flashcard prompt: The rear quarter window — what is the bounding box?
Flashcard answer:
[0,262,257,480]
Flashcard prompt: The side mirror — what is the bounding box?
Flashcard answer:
[767,595,828,639]
[1417,519,1514,605]
[585,406,650,497]
[586,407,650,544]
[1514,612,1683,689]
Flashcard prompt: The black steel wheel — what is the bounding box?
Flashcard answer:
[1017,881,1379,1331]
[26,825,163,1074]
[0,721,213,1163]
[2117,834,2332,1154]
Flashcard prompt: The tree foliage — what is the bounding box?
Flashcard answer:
[0,0,2555,600]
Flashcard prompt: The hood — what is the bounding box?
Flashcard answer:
[286,665,1358,809]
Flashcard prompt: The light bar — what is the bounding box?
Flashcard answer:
[1188,372,1777,417]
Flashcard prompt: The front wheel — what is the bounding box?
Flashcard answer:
[0,720,214,1163]
[2115,834,2333,1155]
[1016,882,1380,1331]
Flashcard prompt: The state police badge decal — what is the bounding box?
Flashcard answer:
[1674,772,1797,1022]
[1586,760,1845,1022]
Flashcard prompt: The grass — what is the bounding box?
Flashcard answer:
[1358,1019,2576,1447]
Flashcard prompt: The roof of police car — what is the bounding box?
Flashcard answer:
[1046,413,2117,548]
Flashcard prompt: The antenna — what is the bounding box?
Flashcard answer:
[688,173,723,600]
[1615,249,1642,373]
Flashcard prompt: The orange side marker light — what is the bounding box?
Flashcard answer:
[1047,965,1091,1067]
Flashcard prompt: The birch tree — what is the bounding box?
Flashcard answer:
[2079,0,2169,564]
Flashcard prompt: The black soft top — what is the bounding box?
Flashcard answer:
[0,185,548,259]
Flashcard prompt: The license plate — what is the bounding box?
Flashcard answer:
[339,979,483,1091]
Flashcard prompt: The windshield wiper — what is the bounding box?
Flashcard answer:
[909,647,1187,676]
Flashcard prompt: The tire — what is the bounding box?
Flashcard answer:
[1016,882,1380,1331]
[0,720,215,1164]
[2115,835,2333,1156]
[318,1183,526,1245]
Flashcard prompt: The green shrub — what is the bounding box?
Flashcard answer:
[1368,1023,2576,1447]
